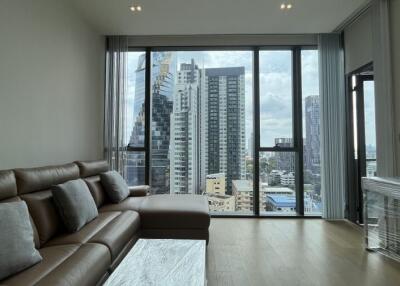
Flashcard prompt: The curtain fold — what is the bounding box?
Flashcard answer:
[319,34,347,219]
[371,0,396,176]
[104,36,128,173]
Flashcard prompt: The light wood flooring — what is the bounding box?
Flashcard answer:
[206,218,400,286]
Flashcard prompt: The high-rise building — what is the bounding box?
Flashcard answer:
[274,138,295,172]
[170,60,201,194]
[129,54,146,147]
[150,52,176,194]
[304,95,320,174]
[203,67,246,195]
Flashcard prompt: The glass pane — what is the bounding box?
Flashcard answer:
[259,50,293,147]
[260,152,296,215]
[125,152,145,186]
[150,51,254,214]
[127,51,146,147]
[301,50,322,215]
[364,80,376,177]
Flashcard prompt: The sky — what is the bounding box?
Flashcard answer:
[126,50,323,149]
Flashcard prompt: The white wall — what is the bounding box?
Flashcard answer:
[0,0,105,169]
[390,0,400,175]
[344,9,373,74]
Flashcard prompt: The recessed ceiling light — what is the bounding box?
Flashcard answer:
[129,4,142,12]
[280,3,293,11]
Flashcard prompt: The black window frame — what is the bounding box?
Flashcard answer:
[125,45,321,218]
[345,62,374,224]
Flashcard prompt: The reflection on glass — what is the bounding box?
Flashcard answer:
[363,80,376,177]
[259,152,296,215]
[127,51,146,147]
[301,50,322,215]
[259,50,293,147]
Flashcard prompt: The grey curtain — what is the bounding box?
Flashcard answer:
[104,36,128,173]
[371,0,396,176]
[319,34,347,219]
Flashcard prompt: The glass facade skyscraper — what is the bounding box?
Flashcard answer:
[150,52,176,194]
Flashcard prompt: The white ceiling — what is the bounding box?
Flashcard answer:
[71,0,369,35]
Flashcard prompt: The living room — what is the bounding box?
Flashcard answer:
[1,0,400,285]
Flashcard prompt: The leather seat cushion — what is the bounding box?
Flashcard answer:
[45,211,120,247]
[139,195,210,229]
[89,211,140,260]
[99,197,146,213]
[0,244,80,286]
[2,243,110,286]
[35,243,110,286]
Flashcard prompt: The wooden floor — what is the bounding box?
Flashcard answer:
[206,219,400,286]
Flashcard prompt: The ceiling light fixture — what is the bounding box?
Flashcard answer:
[280,3,293,10]
[129,3,142,12]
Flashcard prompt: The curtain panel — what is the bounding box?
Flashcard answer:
[371,0,396,176]
[319,34,347,219]
[104,36,128,173]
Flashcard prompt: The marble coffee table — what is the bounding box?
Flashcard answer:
[104,239,206,286]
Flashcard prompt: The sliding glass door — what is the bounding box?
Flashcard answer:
[125,46,321,217]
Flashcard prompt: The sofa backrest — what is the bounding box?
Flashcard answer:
[0,170,18,202]
[15,163,80,246]
[76,160,109,208]
[1,160,110,247]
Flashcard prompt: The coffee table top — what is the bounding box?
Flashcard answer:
[104,239,206,286]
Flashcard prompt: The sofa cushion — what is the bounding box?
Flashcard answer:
[83,175,108,207]
[21,191,64,246]
[99,197,146,213]
[100,171,129,203]
[45,211,120,247]
[76,160,109,178]
[0,244,80,286]
[0,170,17,201]
[89,211,140,260]
[0,243,111,286]
[52,179,98,232]
[35,243,110,286]
[139,195,210,229]
[0,201,42,280]
[15,163,80,195]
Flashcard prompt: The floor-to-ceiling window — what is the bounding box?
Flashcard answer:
[125,51,146,186]
[259,50,296,215]
[125,46,321,217]
[301,50,322,215]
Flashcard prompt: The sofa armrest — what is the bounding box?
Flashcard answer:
[129,185,150,197]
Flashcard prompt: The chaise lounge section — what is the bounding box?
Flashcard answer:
[0,160,210,285]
